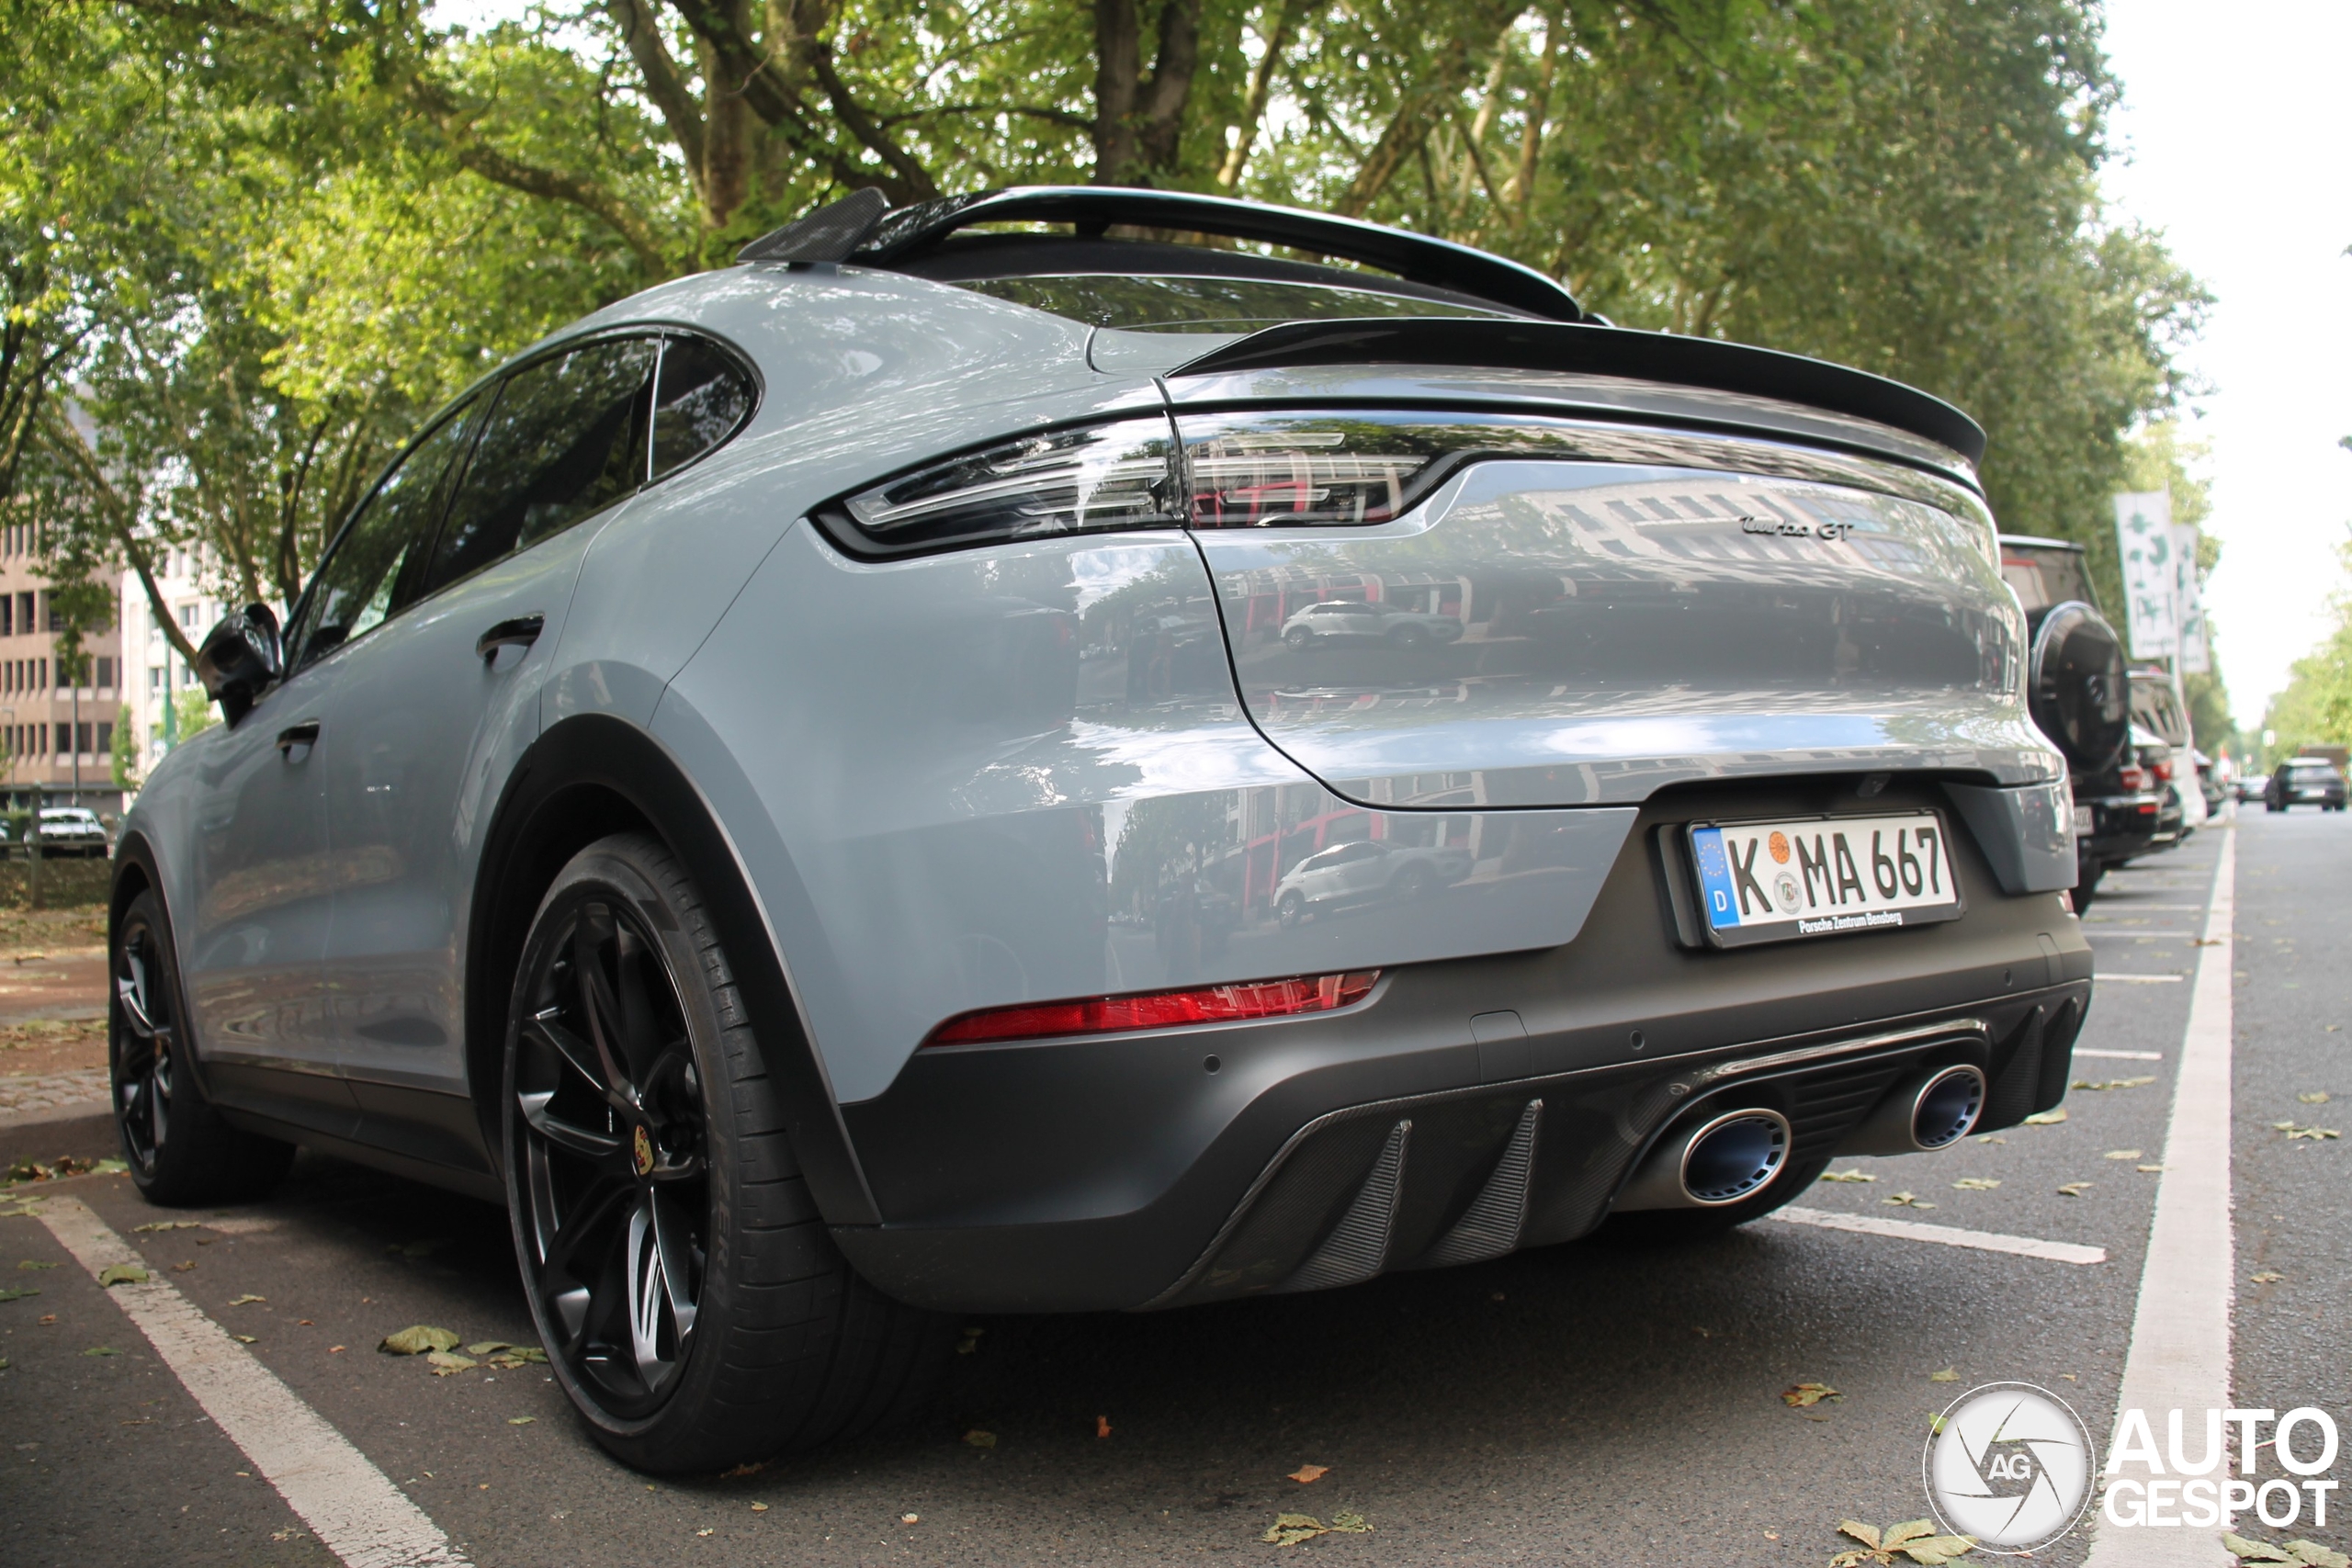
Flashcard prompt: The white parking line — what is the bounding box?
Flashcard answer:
[2095,974,2185,984]
[35,1194,469,1568]
[2082,824,2237,1568]
[1768,1205,2107,1265]
[2085,930,2205,940]
[2077,1048,2165,1059]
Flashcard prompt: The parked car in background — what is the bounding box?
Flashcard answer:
[2128,671,2202,841]
[2267,757,2348,812]
[36,807,109,857]
[2236,773,2270,803]
[1279,597,1464,649]
[119,186,2092,1474]
[1996,535,2139,907]
[2194,752,2226,816]
[1272,837,1473,925]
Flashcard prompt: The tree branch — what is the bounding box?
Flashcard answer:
[1216,0,1295,189]
[808,47,943,200]
[36,411,199,665]
[1336,3,1527,219]
[605,0,707,192]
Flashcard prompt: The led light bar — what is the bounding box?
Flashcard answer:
[826,415,1181,557]
[925,970,1379,1047]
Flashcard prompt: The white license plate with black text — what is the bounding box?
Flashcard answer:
[1688,812,1963,948]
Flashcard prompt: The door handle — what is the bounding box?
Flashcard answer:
[476,615,546,662]
[276,721,320,757]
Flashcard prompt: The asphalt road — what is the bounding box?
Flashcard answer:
[1,813,2342,1568]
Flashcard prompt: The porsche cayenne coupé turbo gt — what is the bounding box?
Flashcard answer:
[114,186,2091,1472]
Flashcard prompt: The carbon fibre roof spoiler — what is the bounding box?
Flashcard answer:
[739,186,1589,325]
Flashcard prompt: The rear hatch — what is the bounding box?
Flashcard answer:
[1172,394,2044,807]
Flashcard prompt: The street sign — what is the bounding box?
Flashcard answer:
[2173,521,2210,674]
[2112,491,2177,660]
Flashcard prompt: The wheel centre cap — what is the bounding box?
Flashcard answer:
[631,1123,655,1179]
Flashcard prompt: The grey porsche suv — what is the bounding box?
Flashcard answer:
[114,186,2091,1472]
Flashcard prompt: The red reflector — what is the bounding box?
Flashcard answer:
[2119,766,2145,791]
[925,971,1380,1047]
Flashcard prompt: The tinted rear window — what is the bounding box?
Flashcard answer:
[959,274,1519,333]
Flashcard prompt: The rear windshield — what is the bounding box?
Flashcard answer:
[958,274,1520,333]
[1999,545,2098,613]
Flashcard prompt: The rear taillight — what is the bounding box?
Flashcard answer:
[2120,765,2145,791]
[925,970,1378,1047]
[1179,410,1588,527]
[822,415,1182,558]
[2152,758,2175,783]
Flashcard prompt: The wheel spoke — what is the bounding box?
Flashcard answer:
[571,915,639,1107]
[524,1012,628,1112]
[649,1188,699,1327]
[117,967,157,1039]
[516,1088,625,1163]
[538,1176,632,1287]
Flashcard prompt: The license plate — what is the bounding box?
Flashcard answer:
[2073,805,2094,837]
[1688,812,1964,948]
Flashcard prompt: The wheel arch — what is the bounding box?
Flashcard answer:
[465,712,881,1224]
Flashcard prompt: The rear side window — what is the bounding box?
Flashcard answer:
[290,400,479,671]
[651,335,756,479]
[426,336,660,592]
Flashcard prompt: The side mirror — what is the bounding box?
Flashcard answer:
[195,603,283,728]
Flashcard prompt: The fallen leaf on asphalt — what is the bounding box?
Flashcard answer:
[97,1264,148,1287]
[171,1261,195,1273]
[2138,1164,2165,1173]
[720,1461,765,1479]
[232,1335,257,1344]
[229,1294,264,1305]
[17,1260,56,1269]
[485,1348,548,1370]
[1832,1517,1979,1565]
[2300,1091,2332,1104]
[2221,1534,2299,1565]
[901,1513,920,1525]
[1821,1169,1877,1183]
[2073,1077,2157,1091]
[2251,1271,2284,1284]
[425,1350,476,1376]
[2023,1109,2068,1125]
[379,1325,461,1356]
[1330,1515,1372,1535]
[0,1358,8,1370]
[1097,1416,1113,1438]
[2104,1150,2144,1161]
[131,1221,198,1233]
[0,1286,37,1303]
[1782,1383,1840,1407]
[1288,1464,1328,1483]
[507,1416,535,1426]
[963,1429,997,1450]
[1883,1191,1935,1208]
[695,1528,712,1537]
[1262,1513,1326,1547]
[1971,1134,2007,1145]
[1952,1179,2001,1190]
[1929,1369,1958,1382]
[2273,1123,2342,1142]
[465,1341,511,1357]
[2283,1543,2352,1568]
[298,1320,313,1325]
[328,1346,346,1354]
[38,1314,55,1323]
[2058,1182,2093,1197]
[749,1503,769,1512]
[956,1325,985,1355]
[83,1346,119,1357]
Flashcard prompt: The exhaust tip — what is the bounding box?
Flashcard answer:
[1679,1109,1792,1206]
[1911,1065,1986,1150]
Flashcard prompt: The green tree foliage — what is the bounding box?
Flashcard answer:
[110,701,138,790]
[2262,531,2352,761]
[3,0,2201,636]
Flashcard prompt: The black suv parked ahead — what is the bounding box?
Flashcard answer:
[2268,756,2348,812]
[1997,536,2141,907]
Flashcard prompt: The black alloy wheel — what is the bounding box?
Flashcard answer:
[510,890,710,1421]
[503,834,953,1473]
[113,903,178,1176]
[109,887,292,1204]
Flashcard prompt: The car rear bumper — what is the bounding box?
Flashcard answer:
[832,781,2094,1313]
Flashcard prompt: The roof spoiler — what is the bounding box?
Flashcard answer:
[739,186,1589,324]
[1166,318,1987,466]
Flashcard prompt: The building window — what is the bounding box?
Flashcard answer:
[95,656,112,690]
[149,666,163,693]
[96,721,111,754]
[12,593,27,634]
[0,595,11,637]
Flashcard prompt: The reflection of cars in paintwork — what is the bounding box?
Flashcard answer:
[1279,599,1464,649]
[111,183,2093,1479]
[2267,758,2348,812]
[1272,839,1473,925]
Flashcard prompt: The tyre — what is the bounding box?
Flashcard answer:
[1283,626,1315,649]
[1386,623,1429,650]
[1276,890,1306,928]
[2074,862,2104,912]
[503,832,952,1474]
[1590,1156,1832,1245]
[111,888,293,1205]
[1392,863,1434,901]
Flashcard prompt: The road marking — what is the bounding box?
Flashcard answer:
[1769,1205,2106,1265]
[2076,1048,2165,1059]
[2093,974,2184,984]
[2085,930,2204,940]
[35,1194,469,1568]
[2083,823,2236,1568]
[2086,903,2211,912]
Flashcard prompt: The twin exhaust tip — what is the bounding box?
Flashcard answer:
[1614,1064,1987,1213]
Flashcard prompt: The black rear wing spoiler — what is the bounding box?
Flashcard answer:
[1166,318,1987,467]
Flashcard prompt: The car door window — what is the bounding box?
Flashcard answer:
[650,334,756,479]
[424,337,660,594]
[288,400,478,672]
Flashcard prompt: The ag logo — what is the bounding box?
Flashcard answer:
[1923,1382,2094,1553]
[632,1123,655,1178]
